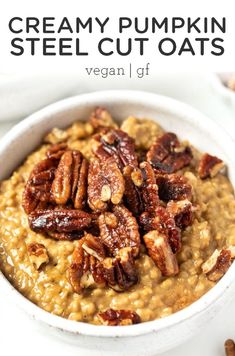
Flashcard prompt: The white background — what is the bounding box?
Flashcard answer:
[0,1,235,355]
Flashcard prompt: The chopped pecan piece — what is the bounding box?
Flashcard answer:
[82,233,106,260]
[166,199,194,229]
[140,206,181,253]
[155,206,182,253]
[163,146,192,173]
[113,247,138,290]
[27,242,49,269]
[28,209,92,235]
[94,129,138,170]
[202,247,235,282]
[87,158,125,212]
[98,308,141,326]
[51,150,88,208]
[89,107,118,131]
[22,158,57,214]
[225,339,235,356]
[139,161,159,212]
[123,162,159,216]
[198,153,224,179]
[46,143,68,160]
[155,173,192,202]
[147,132,193,173]
[69,235,106,294]
[143,230,179,276]
[102,247,138,291]
[123,166,143,216]
[98,205,140,257]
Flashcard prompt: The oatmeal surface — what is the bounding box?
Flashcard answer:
[0,113,235,324]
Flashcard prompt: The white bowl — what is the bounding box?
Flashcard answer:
[0,90,235,355]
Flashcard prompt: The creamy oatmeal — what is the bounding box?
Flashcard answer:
[0,108,235,326]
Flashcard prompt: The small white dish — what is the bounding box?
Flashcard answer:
[0,90,235,355]
[210,72,235,110]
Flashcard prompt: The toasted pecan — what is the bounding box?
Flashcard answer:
[123,161,159,216]
[101,247,138,291]
[69,236,138,293]
[98,308,141,326]
[225,339,235,356]
[98,205,140,257]
[143,230,179,276]
[28,209,92,234]
[71,152,88,209]
[198,153,224,179]
[27,242,49,269]
[46,143,68,160]
[147,132,192,173]
[51,151,73,205]
[51,150,88,208]
[89,107,118,131]
[93,129,138,170]
[22,157,58,214]
[140,206,181,254]
[68,235,106,294]
[155,173,192,202]
[202,247,235,282]
[166,199,194,229]
[87,158,125,212]
[123,166,144,216]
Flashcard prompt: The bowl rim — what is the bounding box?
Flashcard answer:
[0,89,235,338]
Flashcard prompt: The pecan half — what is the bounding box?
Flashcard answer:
[198,153,224,179]
[71,151,88,209]
[166,199,194,229]
[94,129,138,170]
[101,247,138,291]
[68,235,106,294]
[51,150,88,208]
[89,107,118,131]
[51,151,73,205]
[143,230,179,276]
[140,206,181,253]
[98,308,141,326]
[98,205,140,257]
[28,209,92,234]
[147,132,193,173]
[202,247,235,282]
[155,173,192,202]
[87,158,125,212]
[27,242,49,269]
[22,157,57,214]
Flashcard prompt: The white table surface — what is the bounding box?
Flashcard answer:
[0,73,235,356]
